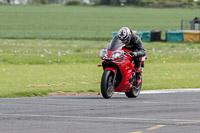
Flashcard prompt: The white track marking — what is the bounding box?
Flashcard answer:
[140,88,200,94]
[0,113,200,123]
[117,88,200,95]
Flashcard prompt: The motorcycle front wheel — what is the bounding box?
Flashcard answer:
[101,70,114,99]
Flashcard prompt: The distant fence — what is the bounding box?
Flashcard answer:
[181,18,200,31]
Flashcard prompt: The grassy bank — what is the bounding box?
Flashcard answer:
[0,62,200,98]
[0,39,200,98]
[0,5,200,40]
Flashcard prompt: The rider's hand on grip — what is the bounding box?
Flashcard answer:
[129,51,137,57]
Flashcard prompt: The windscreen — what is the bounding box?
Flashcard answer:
[107,36,124,51]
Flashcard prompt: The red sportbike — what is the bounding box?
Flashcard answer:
[99,37,146,99]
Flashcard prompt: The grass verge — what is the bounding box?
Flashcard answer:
[0,62,199,98]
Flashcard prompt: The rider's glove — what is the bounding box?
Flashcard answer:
[129,51,137,57]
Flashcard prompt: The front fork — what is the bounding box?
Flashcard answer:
[112,68,117,88]
[105,67,117,88]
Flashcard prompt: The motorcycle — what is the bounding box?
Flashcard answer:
[99,37,146,99]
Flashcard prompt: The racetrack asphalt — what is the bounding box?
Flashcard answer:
[0,89,200,133]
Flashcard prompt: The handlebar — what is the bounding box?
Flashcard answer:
[124,51,133,57]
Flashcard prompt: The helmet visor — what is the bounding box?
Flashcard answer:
[122,36,130,44]
[122,40,128,44]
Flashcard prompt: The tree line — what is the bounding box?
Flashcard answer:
[94,0,199,7]
[1,0,199,7]
[0,0,66,4]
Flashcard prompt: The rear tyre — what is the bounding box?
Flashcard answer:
[125,80,142,98]
[101,70,114,99]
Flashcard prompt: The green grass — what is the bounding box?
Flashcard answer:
[0,39,200,65]
[0,5,200,40]
[0,63,102,97]
[0,39,105,65]
[1,62,199,98]
[143,62,200,90]
[0,39,200,98]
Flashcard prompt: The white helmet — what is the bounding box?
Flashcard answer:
[117,27,132,45]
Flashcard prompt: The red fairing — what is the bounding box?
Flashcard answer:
[114,56,133,92]
[106,46,122,59]
[105,67,116,73]
[106,50,112,59]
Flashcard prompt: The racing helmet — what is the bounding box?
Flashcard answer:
[117,27,132,45]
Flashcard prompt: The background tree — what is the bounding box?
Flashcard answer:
[127,0,140,5]
[110,0,120,5]
[31,0,49,4]
[100,0,110,5]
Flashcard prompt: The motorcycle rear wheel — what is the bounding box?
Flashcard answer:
[101,70,114,99]
[125,80,142,98]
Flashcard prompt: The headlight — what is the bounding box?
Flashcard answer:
[100,49,107,59]
[110,51,123,59]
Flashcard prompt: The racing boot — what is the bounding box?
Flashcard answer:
[135,67,142,89]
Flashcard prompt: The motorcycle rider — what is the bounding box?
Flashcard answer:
[117,27,146,88]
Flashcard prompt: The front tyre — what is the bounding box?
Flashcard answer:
[125,80,142,98]
[101,70,114,99]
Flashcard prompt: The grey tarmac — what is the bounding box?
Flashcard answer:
[0,89,200,133]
